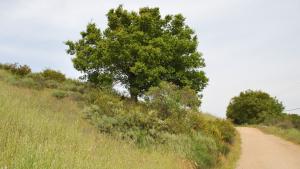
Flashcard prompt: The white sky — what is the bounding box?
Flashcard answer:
[0,0,299,117]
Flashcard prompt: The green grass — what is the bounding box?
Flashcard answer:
[0,80,184,169]
[258,126,300,145]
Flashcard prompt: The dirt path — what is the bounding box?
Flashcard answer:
[236,127,300,169]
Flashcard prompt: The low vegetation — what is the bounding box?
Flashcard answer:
[0,64,237,169]
[84,82,236,168]
[0,70,183,169]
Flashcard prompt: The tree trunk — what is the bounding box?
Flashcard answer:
[128,72,139,102]
[129,87,138,102]
[130,93,138,102]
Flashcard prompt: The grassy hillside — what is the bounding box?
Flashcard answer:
[0,65,239,169]
[0,76,183,169]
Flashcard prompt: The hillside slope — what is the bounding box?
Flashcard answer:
[0,79,183,169]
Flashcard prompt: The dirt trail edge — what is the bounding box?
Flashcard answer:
[236,127,300,169]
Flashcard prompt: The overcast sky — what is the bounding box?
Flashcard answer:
[1,0,299,117]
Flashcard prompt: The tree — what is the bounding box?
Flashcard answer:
[66,5,208,101]
[226,90,284,124]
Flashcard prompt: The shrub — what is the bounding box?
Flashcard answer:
[189,133,219,168]
[68,92,84,101]
[2,63,18,71]
[84,101,166,145]
[15,64,31,76]
[44,80,60,88]
[83,82,236,169]
[18,78,36,88]
[10,77,43,90]
[59,79,85,93]
[250,109,300,131]
[164,133,219,169]
[145,81,200,120]
[211,119,236,144]
[27,72,44,81]
[202,119,236,155]
[286,114,300,130]
[84,82,235,145]
[52,90,68,99]
[276,119,295,129]
[19,78,41,89]
[42,69,66,82]
[5,75,19,85]
[1,63,31,76]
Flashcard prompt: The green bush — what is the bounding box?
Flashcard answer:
[84,101,166,145]
[19,78,41,89]
[163,133,219,169]
[4,74,19,85]
[1,64,86,93]
[261,113,300,131]
[17,65,31,76]
[259,126,300,145]
[211,119,236,144]
[59,79,86,93]
[1,63,18,71]
[84,82,208,143]
[189,133,219,168]
[0,63,31,76]
[10,77,43,90]
[42,69,66,82]
[286,114,300,130]
[145,81,200,120]
[68,92,84,101]
[52,90,68,99]
[275,117,294,129]
[44,80,60,88]
[27,72,45,81]
[1,72,45,90]
[202,119,236,155]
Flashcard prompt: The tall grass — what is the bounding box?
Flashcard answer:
[0,81,182,169]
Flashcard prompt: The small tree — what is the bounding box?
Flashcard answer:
[66,5,208,101]
[226,90,284,124]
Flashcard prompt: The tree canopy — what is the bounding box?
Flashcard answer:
[66,5,208,101]
[226,90,284,124]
